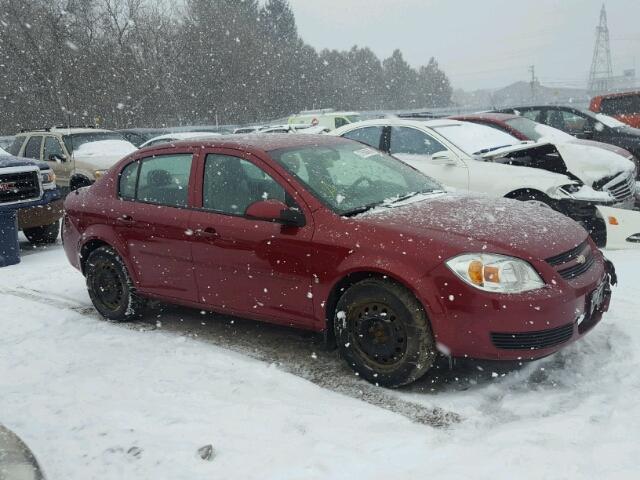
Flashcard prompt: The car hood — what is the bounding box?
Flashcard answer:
[356,194,588,260]
[0,154,49,171]
[552,142,635,186]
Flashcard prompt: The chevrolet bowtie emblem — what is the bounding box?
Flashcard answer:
[575,254,587,264]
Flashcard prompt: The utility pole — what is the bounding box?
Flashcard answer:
[588,4,613,94]
[529,65,537,102]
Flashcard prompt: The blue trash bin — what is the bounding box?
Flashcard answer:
[0,208,20,267]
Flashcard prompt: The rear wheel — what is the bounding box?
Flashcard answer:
[85,246,145,321]
[334,279,436,388]
[23,220,60,245]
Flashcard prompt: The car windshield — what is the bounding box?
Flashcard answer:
[63,132,127,153]
[504,117,574,142]
[271,143,443,215]
[432,122,520,155]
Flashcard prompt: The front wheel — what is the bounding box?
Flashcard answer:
[23,220,60,245]
[85,246,145,321]
[334,279,436,388]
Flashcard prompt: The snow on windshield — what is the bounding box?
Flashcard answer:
[0,146,8,156]
[74,139,137,157]
[433,122,519,155]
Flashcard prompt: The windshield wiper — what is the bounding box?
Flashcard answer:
[473,145,513,155]
[341,201,386,217]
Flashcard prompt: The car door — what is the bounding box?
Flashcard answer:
[113,152,199,303]
[42,136,72,187]
[189,149,316,327]
[387,126,469,190]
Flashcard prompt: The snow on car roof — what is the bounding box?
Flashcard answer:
[143,133,353,153]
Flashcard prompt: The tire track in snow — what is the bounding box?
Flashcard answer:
[0,287,462,428]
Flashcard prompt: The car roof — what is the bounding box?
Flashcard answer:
[451,112,520,123]
[343,118,463,129]
[17,127,114,136]
[592,90,640,100]
[139,133,353,154]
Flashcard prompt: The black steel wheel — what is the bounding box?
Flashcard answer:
[85,246,145,321]
[335,278,436,388]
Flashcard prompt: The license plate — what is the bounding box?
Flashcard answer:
[588,281,606,317]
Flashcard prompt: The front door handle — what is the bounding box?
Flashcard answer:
[116,215,134,226]
[195,227,219,239]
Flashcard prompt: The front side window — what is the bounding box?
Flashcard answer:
[341,126,383,149]
[43,137,65,161]
[119,161,139,200]
[389,127,446,156]
[136,154,193,207]
[272,143,442,215]
[24,136,43,160]
[203,154,286,215]
[547,110,587,132]
[520,109,542,122]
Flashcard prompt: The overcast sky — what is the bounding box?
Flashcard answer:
[287,0,640,91]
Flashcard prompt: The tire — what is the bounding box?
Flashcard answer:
[23,220,60,245]
[85,246,145,321]
[334,279,436,388]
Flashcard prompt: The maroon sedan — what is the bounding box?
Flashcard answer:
[63,135,614,387]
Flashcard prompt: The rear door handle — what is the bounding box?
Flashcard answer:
[195,227,219,239]
[116,215,134,226]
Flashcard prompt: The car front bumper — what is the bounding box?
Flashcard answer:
[425,250,612,362]
[17,188,64,230]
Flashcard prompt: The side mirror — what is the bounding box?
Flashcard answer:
[49,153,66,163]
[431,151,456,165]
[245,199,305,227]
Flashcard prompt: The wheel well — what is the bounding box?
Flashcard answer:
[504,188,548,200]
[80,239,110,274]
[324,271,414,349]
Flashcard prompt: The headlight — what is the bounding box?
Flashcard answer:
[41,169,56,187]
[94,169,107,180]
[446,253,545,293]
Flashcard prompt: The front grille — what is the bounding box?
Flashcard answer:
[491,323,574,350]
[545,240,588,266]
[603,173,635,202]
[545,240,595,280]
[557,252,596,279]
[0,169,41,205]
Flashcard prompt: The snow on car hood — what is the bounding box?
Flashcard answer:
[72,140,137,168]
[550,141,635,186]
[357,193,587,260]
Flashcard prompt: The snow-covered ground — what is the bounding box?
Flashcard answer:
[1,239,639,479]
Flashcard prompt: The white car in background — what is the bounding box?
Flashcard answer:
[333,118,638,247]
[138,131,220,149]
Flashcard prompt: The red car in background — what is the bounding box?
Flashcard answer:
[591,91,640,129]
[63,134,614,387]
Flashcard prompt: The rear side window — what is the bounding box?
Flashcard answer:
[119,161,139,200]
[7,137,24,156]
[128,154,193,207]
[24,136,43,160]
[389,127,446,156]
[341,126,383,149]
